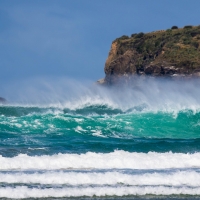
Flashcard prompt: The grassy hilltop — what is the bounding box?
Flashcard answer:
[103,25,200,84]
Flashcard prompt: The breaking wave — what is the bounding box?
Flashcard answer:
[0,151,200,170]
[1,77,200,199]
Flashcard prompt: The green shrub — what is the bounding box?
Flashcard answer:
[155,41,160,47]
[190,30,200,37]
[182,37,191,45]
[166,29,172,33]
[192,41,199,48]
[166,42,174,48]
[119,35,129,40]
[174,32,181,36]
[136,46,143,53]
[135,32,144,38]
[114,35,129,42]
[184,25,193,29]
[171,26,178,29]
[131,33,137,37]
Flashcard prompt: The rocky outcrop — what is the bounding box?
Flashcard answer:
[103,25,200,85]
[0,97,6,104]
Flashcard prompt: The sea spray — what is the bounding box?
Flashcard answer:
[2,76,200,112]
[1,77,200,198]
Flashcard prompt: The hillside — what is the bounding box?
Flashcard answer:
[102,25,200,84]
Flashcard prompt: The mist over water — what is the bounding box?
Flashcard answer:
[1,76,200,199]
[3,76,200,112]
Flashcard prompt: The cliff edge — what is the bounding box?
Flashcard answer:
[103,25,200,84]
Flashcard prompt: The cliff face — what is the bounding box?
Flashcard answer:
[104,26,200,84]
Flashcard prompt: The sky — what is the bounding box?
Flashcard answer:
[0,0,200,91]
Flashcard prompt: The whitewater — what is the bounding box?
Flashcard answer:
[1,77,200,199]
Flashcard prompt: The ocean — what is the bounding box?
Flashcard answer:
[1,77,200,199]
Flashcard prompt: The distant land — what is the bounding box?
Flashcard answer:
[0,97,6,104]
[99,25,200,85]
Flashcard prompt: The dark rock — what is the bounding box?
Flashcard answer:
[144,65,162,75]
[0,97,6,104]
[97,78,106,85]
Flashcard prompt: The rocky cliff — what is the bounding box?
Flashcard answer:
[103,25,200,85]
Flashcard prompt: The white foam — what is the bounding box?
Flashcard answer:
[0,171,200,187]
[1,186,200,198]
[92,130,107,138]
[74,126,86,133]
[1,151,200,170]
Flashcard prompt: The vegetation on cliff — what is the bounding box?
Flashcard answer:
[104,25,200,84]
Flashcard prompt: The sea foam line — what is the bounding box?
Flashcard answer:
[1,186,200,198]
[0,171,200,187]
[1,151,200,170]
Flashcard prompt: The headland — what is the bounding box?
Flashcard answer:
[100,25,200,85]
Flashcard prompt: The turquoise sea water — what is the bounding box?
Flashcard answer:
[1,78,200,199]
